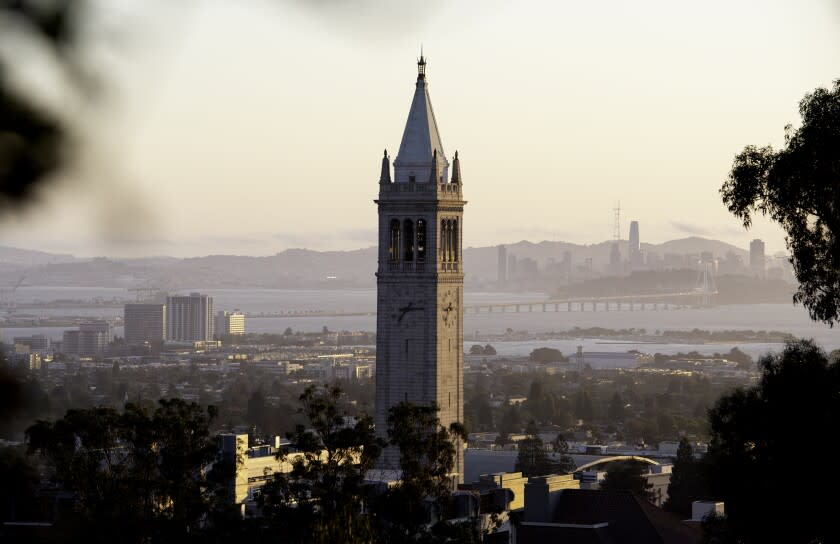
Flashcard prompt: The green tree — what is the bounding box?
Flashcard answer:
[376,402,469,543]
[259,385,381,544]
[483,344,497,355]
[515,421,552,477]
[529,347,564,363]
[607,392,625,423]
[469,344,485,355]
[499,403,522,435]
[599,461,653,501]
[664,437,705,518]
[704,340,840,543]
[551,433,576,474]
[25,399,225,542]
[721,80,840,324]
[574,390,594,423]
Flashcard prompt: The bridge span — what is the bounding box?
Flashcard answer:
[243,291,717,319]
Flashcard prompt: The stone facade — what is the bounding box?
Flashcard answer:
[374,56,466,482]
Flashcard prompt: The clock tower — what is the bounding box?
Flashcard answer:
[375,55,465,481]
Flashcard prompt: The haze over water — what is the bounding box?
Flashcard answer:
[6,287,837,359]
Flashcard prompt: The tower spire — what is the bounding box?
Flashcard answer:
[380,149,391,184]
[451,150,461,184]
[417,46,426,80]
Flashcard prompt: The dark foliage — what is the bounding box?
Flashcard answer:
[704,340,840,543]
[259,385,381,544]
[25,399,231,543]
[721,80,840,325]
[599,461,653,501]
[514,421,552,477]
[664,437,706,518]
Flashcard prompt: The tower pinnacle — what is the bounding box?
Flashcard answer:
[451,150,461,184]
[380,149,391,184]
[418,46,426,79]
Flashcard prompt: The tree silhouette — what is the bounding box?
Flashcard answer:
[515,421,552,477]
[664,437,705,518]
[704,340,840,543]
[721,80,840,325]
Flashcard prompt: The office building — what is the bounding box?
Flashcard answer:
[124,303,166,346]
[216,310,245,337]
[167,293,214,342]
[62,320,111,357]
[628,220,642,269]
[13,334,50,354]
[497,245,507,288]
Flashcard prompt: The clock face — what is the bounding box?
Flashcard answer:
[390,287,425,324]
[441,289,458,327]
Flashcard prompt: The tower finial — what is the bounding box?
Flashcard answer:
[417,47,426,80]
[451,150,461,184]
[380,149,391,184]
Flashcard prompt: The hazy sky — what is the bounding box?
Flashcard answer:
[2,0,839,257]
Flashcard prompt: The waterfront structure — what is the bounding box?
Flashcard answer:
[374,55,465,481]
[497,245,507,288]
[124,303,166,346]
[167,293,214,342]
[215,310,245,337]
[749,238,765,278]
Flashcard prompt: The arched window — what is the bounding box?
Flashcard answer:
[448,220,453,263]
[403,219,414,262]
[439,219,446,263]
[389,219,400,262]
[452,219,459,262]
[416,219,426,262]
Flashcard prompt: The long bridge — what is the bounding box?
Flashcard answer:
[242,290,717,319]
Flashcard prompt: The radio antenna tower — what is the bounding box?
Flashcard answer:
[613,201,621,241]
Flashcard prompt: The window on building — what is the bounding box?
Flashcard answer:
[404,219,414,262]
[416,219,426,262]
[389,219,400,262]
[453,219,459,262]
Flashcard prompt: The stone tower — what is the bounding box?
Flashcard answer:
[375,55,465,481]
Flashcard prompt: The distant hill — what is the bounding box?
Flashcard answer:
[0,237,752,289]
[0,245,76,266]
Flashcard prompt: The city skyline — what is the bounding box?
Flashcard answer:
[1,1,838,258]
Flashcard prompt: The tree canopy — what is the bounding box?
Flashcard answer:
[515,421,552,477]
[25,399,228,543]
[599,461,653,501]
[721,80,840,325]
[704,340,840,543]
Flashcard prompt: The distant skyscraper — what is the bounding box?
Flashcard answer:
[216,310,245,337]
[374,55,465,481]
[750,239,765,278]
[497,245,507,287]
[628,220,642,268]
[609,242,621,275]
[124,303,166,346]
[62,320,111,356]
[167,293,214,342]
[508,254,517,280]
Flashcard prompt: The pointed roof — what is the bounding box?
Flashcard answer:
[394,56,447,168]
[451,150,461,184]
[379,149,391,183]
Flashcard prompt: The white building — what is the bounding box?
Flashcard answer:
[215,310,245,337]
